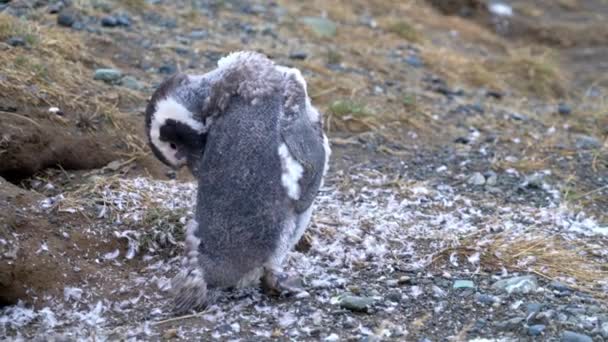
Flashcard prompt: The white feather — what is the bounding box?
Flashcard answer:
[278,143,304,200]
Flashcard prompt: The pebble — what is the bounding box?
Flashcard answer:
[474,293,497,305]
[159,64,177,74]
[484,171,498,186]
[93,68,123,82]
[385,291,402,303]
[453,280,475,289]
[495,316,524,331]
[120,76,143,90]
[561,331,592,342]
[600,322,608,338]
[526,302,543,319]
[339,295,375,313]
[468,172,486,186]
[57,10,77,27]
[189,30,208,40]
[492,275,538,294]
[7,37,26,47]
[397,276,412,285]
[550,281,571,292]
[289,51,308,60]
[558,102,572,115]
[300,17,337,37]
[101,16,118,27]
[405,55,423,68]
[575,134,602,150]
[527,324,545,336]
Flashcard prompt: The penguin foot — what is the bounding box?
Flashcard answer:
[261,270,304,296]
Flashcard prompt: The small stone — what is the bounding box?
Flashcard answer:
[550,281,571,292]
[301,17,337,37]
[453,280,475,289]
[339,295,375,313]
[57,10,76,27]
[94,68,122,82]
[561,331,592,342]
[189,30,208,39]
[527,324,545,336]
[163,328,178,339]
[474,293,496,305]
[115,14,131,26]
[405,55,423,68]
[600,322,608,338]
[7,37,26,47]
[385,291,402,303]
[159,64,177,74]
[523,173,544,189]
[468,172,486,186]
[397,276,412,285]
[484,171,498,186]
[495,317,524,331]
[558,102,572,115]
[492,275,538,294]
[289,51,308,60]
[486,90,503,99]
[101,16,118,27]
[575,134,602,150]
[120,76,143,90]
[526,302,543,317]
[48,3,63,14]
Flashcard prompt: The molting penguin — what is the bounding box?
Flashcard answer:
[144,51,331,313]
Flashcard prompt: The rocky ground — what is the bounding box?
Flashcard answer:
[0,0,607,340]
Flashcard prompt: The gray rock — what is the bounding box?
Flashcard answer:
[101,16,118,27]
[339,295,375,312]
[492,275,538,294]
[600,322,608,338]
[301,17,337,37]
[406,55,423,68]
[385,291,402,303]
[120,76,143,90]
[495,317,524,331]
[7,37,25,47]
[526,302,543,320]
[528,324,546,336]
[558,102,572,115]
[468,172,486,186]
[561,331,592,342]
[523,173,544,189]
[484,171,498,186]
[159,64,177,74]
[575,135,602,150]
[453,280,475,289]
[94,68,123,82]
[289,51,308,60]
[57,10,76,27]
[189,30,208,39]
[550,281,572,292]
[474,293,497,305]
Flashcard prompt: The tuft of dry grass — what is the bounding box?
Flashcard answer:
[434,233,608,297]
[326,99,379,133]
[385,20,422,43]
[0,14,142,127]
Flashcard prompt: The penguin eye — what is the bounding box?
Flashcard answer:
[170,143,177,150]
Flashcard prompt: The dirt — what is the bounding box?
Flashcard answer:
[0,0,607,340]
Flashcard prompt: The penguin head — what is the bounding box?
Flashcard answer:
[145,73,209,170]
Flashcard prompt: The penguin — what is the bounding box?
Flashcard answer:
[144,51,331,313]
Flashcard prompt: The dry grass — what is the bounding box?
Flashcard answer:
[0,14,141,127]
[384,20,422,43]
[434,233,608,297]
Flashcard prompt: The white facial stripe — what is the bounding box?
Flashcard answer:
[278,143,304,200]
[150,97,204,166]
